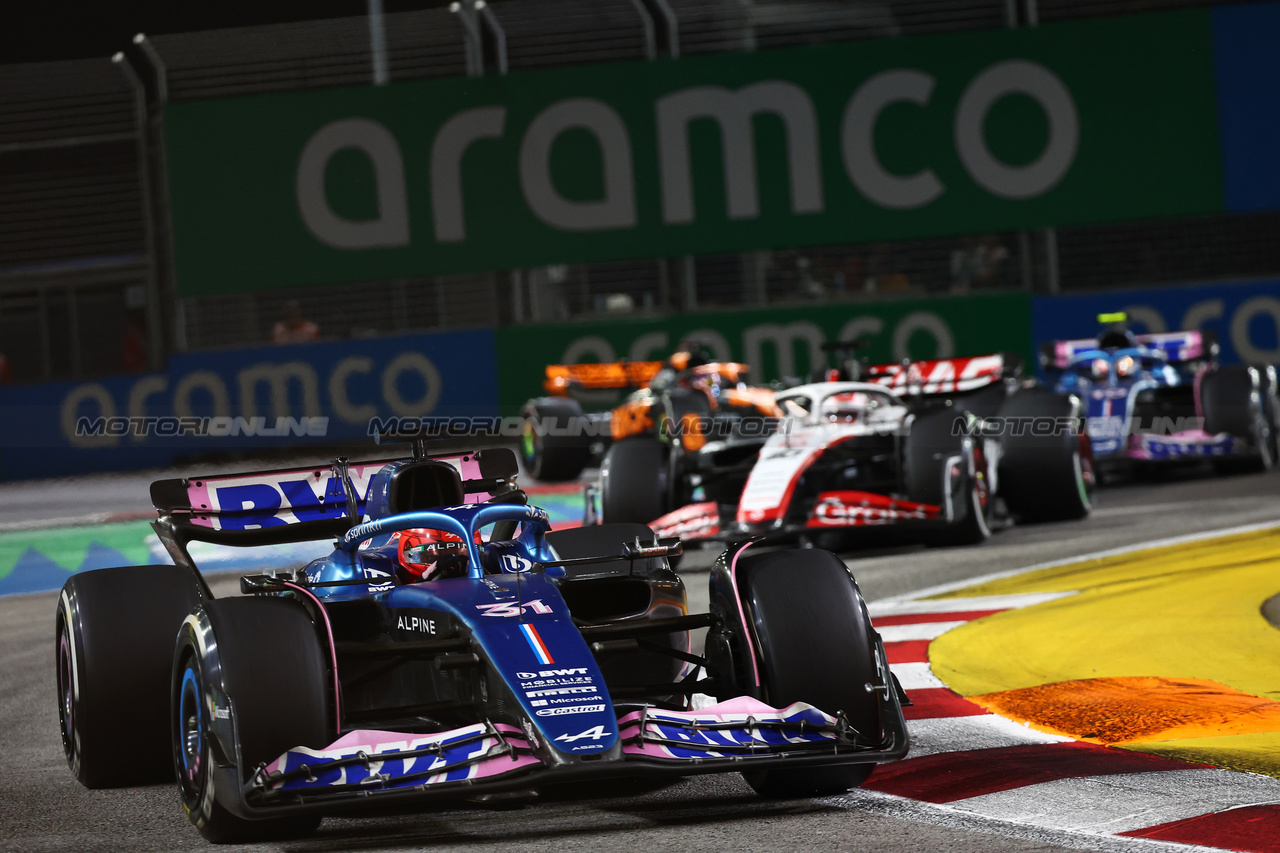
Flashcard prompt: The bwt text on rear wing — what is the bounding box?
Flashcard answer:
[148,446,520,567]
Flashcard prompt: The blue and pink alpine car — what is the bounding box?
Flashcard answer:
[1041,315,1276,476]
[55,436,909,843]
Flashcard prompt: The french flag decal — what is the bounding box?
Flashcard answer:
[520,623,554,666]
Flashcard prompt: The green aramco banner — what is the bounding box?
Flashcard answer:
[493,291,1033,412]
[164,9,1221,296]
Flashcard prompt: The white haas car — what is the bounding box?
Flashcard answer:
[648,354,1094,548]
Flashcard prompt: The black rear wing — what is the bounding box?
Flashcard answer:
[150,444,519,569]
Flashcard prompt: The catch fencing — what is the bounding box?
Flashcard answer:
[0,0,1273,382]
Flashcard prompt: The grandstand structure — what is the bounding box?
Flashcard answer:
[1,0,1272,381]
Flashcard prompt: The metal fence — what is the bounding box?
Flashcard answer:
[0,57,155,383]
[0,0,1273,379]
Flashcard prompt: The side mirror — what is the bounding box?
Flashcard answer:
[621,537,683,561]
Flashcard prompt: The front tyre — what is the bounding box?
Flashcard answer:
[1202,366,1274,474]
[56,565,202,788]
[733,549,881,797]
[905,407,991,547]
[173,597,328,843]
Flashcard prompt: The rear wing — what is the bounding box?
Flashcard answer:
[864,354,1009,396]
[1041,330,1214,369]
[150,446,519,565]
[544,361,664,395]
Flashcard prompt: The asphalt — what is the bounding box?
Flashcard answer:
[2,463,1278,852]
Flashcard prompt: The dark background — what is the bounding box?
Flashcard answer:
[5,0,452,64]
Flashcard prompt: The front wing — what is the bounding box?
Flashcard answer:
[651,490,947,544]
[213,681,908,818]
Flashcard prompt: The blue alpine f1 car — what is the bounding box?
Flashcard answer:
[55,436,909,843]
[1041,314,1277,475]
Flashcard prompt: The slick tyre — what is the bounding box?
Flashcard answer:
[521,398,592,482]
[600,436,668,524]
[1259,365,1280,459]
[1202,365,1274,474]
[735,549,880,797]
[905,406,991,546]
[173,597,328,843]
[998,389,1093,523]
[56,565,203,788]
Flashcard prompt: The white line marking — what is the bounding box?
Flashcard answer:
[947,769,1280,834]
[873,519,1280,604]
[877,621,967,642]
[1091,502,1203,518]
[844,520,1280,851]
[889,661,944,690]
[905,714,1073,758]
[0,513,121,532]
[869,591,1077,617]
[828,788,1229,853]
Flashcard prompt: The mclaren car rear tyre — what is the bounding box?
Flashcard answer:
[173,597,328,843]
[56,565,203,788]
[521,398,592,482]
[998,390,1093,523]
[735,549,879,797]
[905,406,991,546]
[1202,366,1274,474]
[600,436,668,524]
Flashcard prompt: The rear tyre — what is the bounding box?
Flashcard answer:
[521,398,592,482]
[734,549,880,797]
[173,597,328,843]
[998,389,1093,523]
[56,565,202,788]
[600,436,669,524]
[904,406,990,546]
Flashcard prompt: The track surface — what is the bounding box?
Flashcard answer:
[3,466,1279,852]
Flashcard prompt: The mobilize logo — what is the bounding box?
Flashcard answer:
[476,599,553,618]
[519,677,594,690]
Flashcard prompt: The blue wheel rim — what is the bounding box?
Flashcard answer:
[178,665,203,787]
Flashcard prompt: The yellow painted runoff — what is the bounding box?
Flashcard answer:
[926,526,1280,775]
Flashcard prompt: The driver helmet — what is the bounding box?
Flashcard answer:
[820,391,878,423]
[1098,328,1139,350]
[669,344,712,372]
[395,528,469,581]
